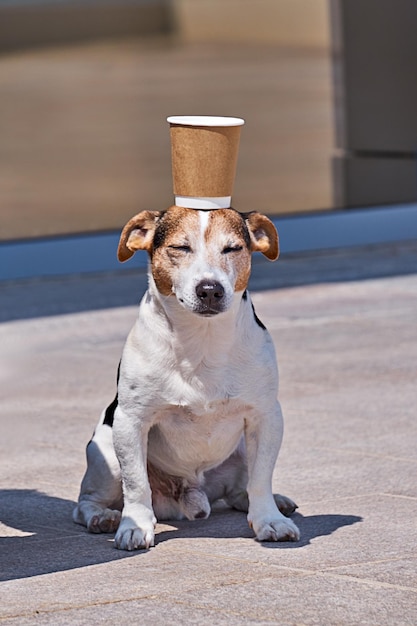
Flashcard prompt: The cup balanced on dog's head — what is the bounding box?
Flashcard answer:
[167,115,245,211]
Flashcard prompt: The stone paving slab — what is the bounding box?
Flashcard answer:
[1,243,416,624]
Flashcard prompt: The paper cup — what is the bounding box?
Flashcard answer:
[167,116,245,209]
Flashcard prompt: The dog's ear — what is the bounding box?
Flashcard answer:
[118,211,163,262]
[245,212,279,261]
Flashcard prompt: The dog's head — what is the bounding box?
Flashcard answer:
[118,206,278,317]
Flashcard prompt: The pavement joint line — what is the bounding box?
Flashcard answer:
[174,557,417,595]
[162,567,417,612]
[160,546,415,589]
[321,553,417,571]
[379,492,417,501]
[0,594,162,623]
[165,546,417,592]
[0,597,289,625]
[311,570,417,594]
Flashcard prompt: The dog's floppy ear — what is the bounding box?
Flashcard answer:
[245,212,279,261]
[118,211,163,262]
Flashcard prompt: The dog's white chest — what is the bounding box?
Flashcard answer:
[147,399,249,478]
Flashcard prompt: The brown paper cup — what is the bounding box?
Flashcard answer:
[167,116,244,208]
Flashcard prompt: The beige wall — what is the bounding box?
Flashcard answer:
[0,1,333,241]
[173,0,330,49]
[0,0,330,52]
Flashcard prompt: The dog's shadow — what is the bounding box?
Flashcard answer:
[155,506,362,549]
[0,489,362,581]
[0,489,141,582]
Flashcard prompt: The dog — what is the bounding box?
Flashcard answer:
[73,205,300,550]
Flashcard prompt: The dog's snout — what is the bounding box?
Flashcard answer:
[195,280,225,315]
[196,280,225,302]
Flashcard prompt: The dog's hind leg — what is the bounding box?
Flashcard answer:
[148,462,211,521]
[273,494,298,517]
[204,439,298,517]
[73,417,123,534]
[203,439,249,511]
[226,491,297,518]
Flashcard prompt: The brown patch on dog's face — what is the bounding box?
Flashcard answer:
[150,206,201,296]
[204,209,252,292]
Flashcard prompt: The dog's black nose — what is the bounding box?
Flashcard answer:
[195,280,225,311]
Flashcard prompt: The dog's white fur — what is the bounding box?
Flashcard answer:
[73,206,300,550]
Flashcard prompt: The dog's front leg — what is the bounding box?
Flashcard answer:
[112,406,156,550]
[245,401,300,543]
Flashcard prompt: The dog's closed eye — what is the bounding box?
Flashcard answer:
[222,245,243,254]
[168,244,192,253]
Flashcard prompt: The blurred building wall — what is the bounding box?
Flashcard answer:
[0,0,330,52]
[0,0,333,242]
[173,0,330,49]
[0,1,173,52]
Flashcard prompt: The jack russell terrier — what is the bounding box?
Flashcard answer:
[73,206,300,550]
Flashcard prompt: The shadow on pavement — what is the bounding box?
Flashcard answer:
[0,489,139,581]
[0,489,362,580]
[154,508,362,549]
[260,511,363,549]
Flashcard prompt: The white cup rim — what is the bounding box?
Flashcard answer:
[174,195,232,209]
[167,115,245,127]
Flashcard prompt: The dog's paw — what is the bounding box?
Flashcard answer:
[273,493,298,517]
[250,515,300,543]
[180,488,211,521]
[114,526,154,551]
[114,515,156,551]
[87,508,121,534]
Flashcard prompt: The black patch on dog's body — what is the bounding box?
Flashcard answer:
[152,212,172,251]
[243,290,265,329]
[252,303,266,330]
[103,361,121,427]
[103,394,118,427]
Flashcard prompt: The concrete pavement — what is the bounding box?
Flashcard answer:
[1,241,417,624]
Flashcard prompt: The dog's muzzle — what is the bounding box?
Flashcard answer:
[195,280,226,315]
